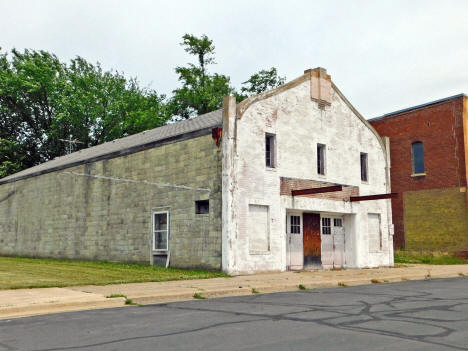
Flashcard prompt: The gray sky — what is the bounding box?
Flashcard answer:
[1,0,467,118]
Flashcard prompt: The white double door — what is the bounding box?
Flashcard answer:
[321,216,345,269]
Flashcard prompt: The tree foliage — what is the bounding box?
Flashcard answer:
[0,49,170,176]
[0,34,286,178]
[170,34,235,119]
[238,67,286,100]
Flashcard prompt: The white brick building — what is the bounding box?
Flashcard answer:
[222,67,394,274]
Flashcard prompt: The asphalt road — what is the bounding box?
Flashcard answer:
[2,277,468,351]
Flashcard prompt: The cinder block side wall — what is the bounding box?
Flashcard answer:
[0,134,222,269]
[404,187,468,251]
[370,97,467,249]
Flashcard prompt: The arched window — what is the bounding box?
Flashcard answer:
[412,141,425,174]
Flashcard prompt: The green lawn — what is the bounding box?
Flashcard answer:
[394,250,468,265]
[0,256,228,290]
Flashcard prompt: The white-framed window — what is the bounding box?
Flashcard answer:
[321,217,331,234]
[153,211,169,251]
[265,134,276,168]
[360,152,368,182]
[290,215,301,234]
[333,218,343,227]
[317,144,326,175]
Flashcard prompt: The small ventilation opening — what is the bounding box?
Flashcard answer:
[195,200,209,214]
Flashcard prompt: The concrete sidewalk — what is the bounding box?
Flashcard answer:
[2,264,468,319]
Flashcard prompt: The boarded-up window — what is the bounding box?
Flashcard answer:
[248,205,270,252]
[368,213,381,252]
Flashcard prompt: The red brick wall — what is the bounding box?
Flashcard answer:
[370,96,467,248]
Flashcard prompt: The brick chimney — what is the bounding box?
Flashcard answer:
[304,67,332,109]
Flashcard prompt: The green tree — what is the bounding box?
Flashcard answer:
[238,67,286,100]
[170,34,235,119]
[0,139,23,178]
[0,48,170,177]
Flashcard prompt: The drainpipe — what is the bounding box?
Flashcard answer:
[383,136,394,266]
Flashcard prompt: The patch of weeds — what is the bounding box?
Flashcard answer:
[383,280,389,283]
[251,288,259,294]
[337,282,347,287]
[394,250,468,265]
[125,298,138,305]
[401,277,409,281]
[106,294,126,298]
[371,279,382,284]
[459,273,465,276]
[298,284,307,290]
[425,270,431,279]
[193,292,206,299]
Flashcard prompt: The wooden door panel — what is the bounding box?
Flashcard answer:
[303,213,321,265]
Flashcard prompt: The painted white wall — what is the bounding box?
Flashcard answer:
[222,73,393,274]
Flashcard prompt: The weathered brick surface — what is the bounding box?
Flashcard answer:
[280,177,359,200]
[0,134,222,269]
[370,96,467,249]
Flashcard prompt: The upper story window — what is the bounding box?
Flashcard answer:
[265,134,276,168]
[360,152,368,182]
[317,144,326,175]
[411,141,425,174]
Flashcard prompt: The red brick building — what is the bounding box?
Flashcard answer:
[370,94,468,252]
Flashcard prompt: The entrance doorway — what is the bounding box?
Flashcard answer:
[303,213,321,267]
[287,212,345,270]
[321,216,345,269]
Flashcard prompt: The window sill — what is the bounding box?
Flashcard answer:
[153,250,168,255]
[265,167,277,172]
[411,173,426,177]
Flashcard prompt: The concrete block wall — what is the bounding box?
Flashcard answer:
[404,187,468,251]
[0,134,222,269]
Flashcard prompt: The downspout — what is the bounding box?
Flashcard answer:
[382,136,394,266]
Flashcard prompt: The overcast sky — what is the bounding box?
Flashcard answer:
[1,0,467,118]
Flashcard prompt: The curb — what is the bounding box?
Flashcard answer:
[0,297,126,320]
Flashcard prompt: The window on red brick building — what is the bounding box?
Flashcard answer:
[411,141,425,174]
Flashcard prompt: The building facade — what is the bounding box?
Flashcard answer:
[0,68,394,274]
[370,94,468,253]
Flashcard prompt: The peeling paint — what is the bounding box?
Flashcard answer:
[223,71,393,274]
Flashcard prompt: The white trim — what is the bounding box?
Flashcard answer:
[153,210,170,251]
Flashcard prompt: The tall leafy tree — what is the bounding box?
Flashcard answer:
[238,67,286,100]
[0,48,170,177]
[170,34,235,119]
